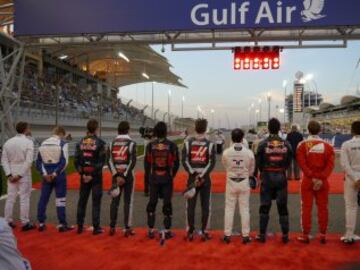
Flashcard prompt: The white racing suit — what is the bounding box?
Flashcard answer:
[340,135,360,241]
[222,143,255,237]
[1,134,34,225]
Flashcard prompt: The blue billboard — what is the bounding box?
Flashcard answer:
[14,0,360,36]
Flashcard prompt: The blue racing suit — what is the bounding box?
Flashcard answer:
[36,135,68,225]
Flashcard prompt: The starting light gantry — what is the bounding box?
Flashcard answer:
[234,46,281,71]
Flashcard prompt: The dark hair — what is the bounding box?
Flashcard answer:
[195,118,208,134]
[268,118,281,135]
[87,119,99,134]
[351,121,360,135]
[154,121,167,138]
[118,121,130,135]
[53,126,66,136]
[16,122,29,134]
[231,129,244,143]
[308,120,321,135]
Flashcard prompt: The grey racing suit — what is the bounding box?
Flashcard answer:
[108,134,137,229]
[182,135,216,233]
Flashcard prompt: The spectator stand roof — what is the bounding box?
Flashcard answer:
[319,102,335,111]
[340,95,360,106]
[304,106,319,114]
[305,94,360,115]
[42,44,186,88]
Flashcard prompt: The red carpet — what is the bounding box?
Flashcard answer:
[14,226,360,270]
[33,172,345,194]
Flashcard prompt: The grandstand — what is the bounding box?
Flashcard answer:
[0,29,186,142]
[286,91,323,123]
[306,95,360,133]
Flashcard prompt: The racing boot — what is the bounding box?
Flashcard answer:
[242,236,251,244]
[77,224,84,234]
[201,231,212,241]
[148,229,156,239]
[255,234,266,243]
[282,234,289,244]
[320,234,327,244]
[223,235,231,244]
[185,231,194,241]
[93,227,104,235]
[164,230,174,240]
[22,222,36,231]
[297,234,310,244]
[58,224,74,233]
[124,228,136,237]
[109,227,116,236]
[38,223,46,232]
[342,237,355,245]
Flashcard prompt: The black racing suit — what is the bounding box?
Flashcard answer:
[145,138,179,230]
[256,135,292,236]
[143,138,153,195]
[108,135,137,229]
[182,136,216,233]
[75,135,107,229]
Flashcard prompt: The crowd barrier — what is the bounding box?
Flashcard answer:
[318,134,352,150]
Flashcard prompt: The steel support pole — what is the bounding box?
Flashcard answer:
[168,92,171,130]
[154,109,159,121]
[151,82,154,119]
[181,99,184,119]
[15,51,25,124]
[0,44,25,144]
[99,92,103,137]
[284,86,287,125]
[55,86,59,126]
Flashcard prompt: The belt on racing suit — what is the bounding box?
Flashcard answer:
[83,166,95,173]
[152,166,170,176]
[263,167,286,173]
[230,177,246,183]
[194,168,205,174]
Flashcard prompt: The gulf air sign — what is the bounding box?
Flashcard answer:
[15,0,360,36]
[191,0,326,26]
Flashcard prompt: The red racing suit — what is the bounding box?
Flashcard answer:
[296,135,335,235]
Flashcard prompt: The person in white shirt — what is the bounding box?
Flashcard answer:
[222,129,255,244]
[1,122,35,231]
[245,129,258,150]
[215,131,226,154]
[340,121,360,244]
